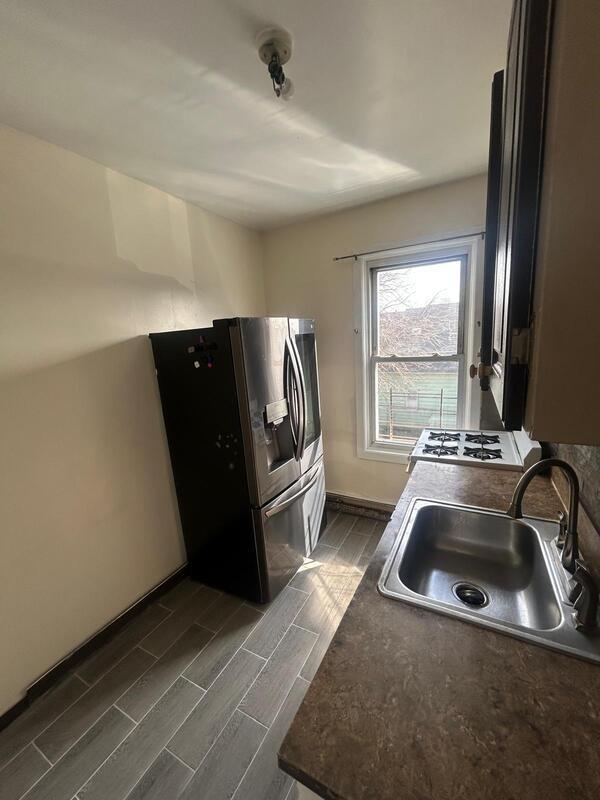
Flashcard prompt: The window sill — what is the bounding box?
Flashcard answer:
[357,444,411,465]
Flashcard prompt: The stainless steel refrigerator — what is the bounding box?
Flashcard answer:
[149,317,326,603]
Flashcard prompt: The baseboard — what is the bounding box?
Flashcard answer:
[326,492,394,521]
[0,564,188,733]
[0,696,30,734]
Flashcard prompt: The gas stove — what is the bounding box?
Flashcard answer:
[408,429,541,472]
[423,443,459,457]
[463,445,503,461]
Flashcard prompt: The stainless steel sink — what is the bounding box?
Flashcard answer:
[379,498,600,662]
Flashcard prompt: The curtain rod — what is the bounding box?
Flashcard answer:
[332,231,485,262]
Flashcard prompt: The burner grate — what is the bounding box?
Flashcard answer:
[423,443,459,457]
[428,431,461,442]
[465,433,501,445]
[463,446,503,461]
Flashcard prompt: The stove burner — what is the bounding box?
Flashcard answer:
[465,433,501,445]
[463,446,503,461]
[423,443,459,457]
[428,431,461,442]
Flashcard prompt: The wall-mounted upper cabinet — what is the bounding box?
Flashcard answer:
[480,0,600,445]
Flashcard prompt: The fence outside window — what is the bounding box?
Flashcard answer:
[377,388,458,441]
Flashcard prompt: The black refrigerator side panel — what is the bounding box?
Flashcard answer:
[149,326,264,602]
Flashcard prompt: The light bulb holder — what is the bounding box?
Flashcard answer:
[256,27,294,100]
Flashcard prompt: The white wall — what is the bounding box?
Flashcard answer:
[0,126,486,714]
[0,125,265,714]
[263,175,487,505]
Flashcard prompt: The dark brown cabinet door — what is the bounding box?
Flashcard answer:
[480,70,504,392]
[487,0,553,429]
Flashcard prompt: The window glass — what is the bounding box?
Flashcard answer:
[371,257,464,446]
[376,260,461,357]
[376,361,459,441]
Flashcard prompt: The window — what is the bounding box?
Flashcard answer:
[355,237,482,463]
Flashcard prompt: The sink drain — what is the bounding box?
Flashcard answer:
[452,582,489,608]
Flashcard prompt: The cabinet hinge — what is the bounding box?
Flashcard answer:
[510,327,531,365]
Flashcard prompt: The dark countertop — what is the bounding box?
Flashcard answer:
[279,462,600,800]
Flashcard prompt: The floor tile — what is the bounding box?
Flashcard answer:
[300,575,360,682]
[196,593,243,633]
[356,555,369,571]
[4,513,368,800]
[36,648,154,763]
[0,676,87,770]
[179,710,265,800]
[334,532,369,569]
[357,535,378,566]
[169,648,264,769]
[23,707,134,800]
[288,544,337,593]
[310,532,368,594]
[125,750,192,800]
[361,522,386,558]
[299,628,336,683]
[349,516,377,536]
[157,579,202,612]
[77,604,169,685]
[116,624,213,721]
[244,587,308,659]
[318,513,355,547]
[183,605,263,690]
[0,745,48,800]
[233,677,310,800]
[141,586,221,657]
[241,625,317,727]
[293,584,346,635]
[80,677,203,800]
[340,572,363,602]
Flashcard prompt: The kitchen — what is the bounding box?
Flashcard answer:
[1,1,599,799]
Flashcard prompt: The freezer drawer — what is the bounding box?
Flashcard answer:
[253,457,326,602]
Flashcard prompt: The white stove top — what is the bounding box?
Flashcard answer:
[409,428,541,472]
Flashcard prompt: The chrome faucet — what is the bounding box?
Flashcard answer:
[507,458,580,573]
[507,458,599,630]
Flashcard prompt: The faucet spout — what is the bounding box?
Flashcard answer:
[507,458,580,573]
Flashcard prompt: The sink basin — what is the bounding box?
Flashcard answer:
[379,498,600,663]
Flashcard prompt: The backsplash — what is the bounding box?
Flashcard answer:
[548,443,600,529]
[548,442,600,586]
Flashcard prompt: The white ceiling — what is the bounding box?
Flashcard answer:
[0,1,512,229]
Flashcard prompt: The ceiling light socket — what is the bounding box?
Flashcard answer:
[256,27,292,66]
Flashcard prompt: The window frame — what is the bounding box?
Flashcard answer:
[354,235,483,464]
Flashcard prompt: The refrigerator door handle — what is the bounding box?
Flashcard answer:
[264,462,323,518]
[290,336,307,460]
[284,338,300,453]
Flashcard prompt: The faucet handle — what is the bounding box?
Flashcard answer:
[556,511,568,550]
[570,560,599,632]
[561,521,580,574]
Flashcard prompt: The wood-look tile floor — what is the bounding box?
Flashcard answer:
[0,513,385,800]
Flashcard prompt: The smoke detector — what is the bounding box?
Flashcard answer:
[256,27,294,100]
